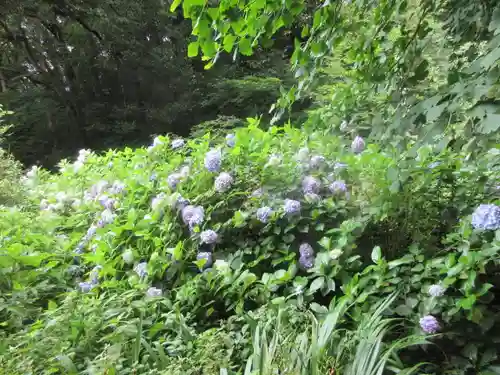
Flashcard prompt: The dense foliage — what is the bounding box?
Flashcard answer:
[1,0,500,374]
[0,0,296,167]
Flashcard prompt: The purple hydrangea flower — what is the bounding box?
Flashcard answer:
[89,265,102,284]
[419,315,440,334]
[302,176,321,194]
[471,204,500,230]
[78,281,96,293]
[134,262,148,278]
[175,195,190,210]
[182,205,204,228]
[167,173,181,189]
[197,252,213,269]
[98,209,115,226]
[179,165,190,178]
[299,255,314,270]
[310,155,326,169]
[205,149,222,172]
[200,229,218,244]
[329,180,347,195]
[215,172,233,193]
[351,136,365,154]
[98,195,116,210]
[428,284,446,297]
[256,206,273,223]
[299,243,314,258]
[284,199,301,216]
[226,134,235,147]
[171,138,185,149]
[109,180,126,195]
[146,287,163,297]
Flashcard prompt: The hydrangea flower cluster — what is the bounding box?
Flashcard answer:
[302,176,321,194]
[419,315,440,333]
[122,249,134,264]
[471,204,500,230]
[215,172,233,193]
[200,229,218,244]
[284,199,301,216]
[197,252,213,269]
[98,195,116,210]
[171,138,185,149]
[256,206,273,223]
[428,284,446,297]
[205,149,222,172]
[167,173,181,189]
[98,209,115,227]
[226,134,235,147]
[299,243,315,270]
[74,149,91,172]
[329,180,347,195]
[146,287,162,297]
[296,147,310,163]
[109,180,126,195]
[182,205,205,228]
[152,193,166,211]
[134,262,148,278]
[351,136,365,154]
[309,155,325,169]
[77,265,102,292]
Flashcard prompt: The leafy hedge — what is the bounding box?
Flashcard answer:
[0,119,499,373]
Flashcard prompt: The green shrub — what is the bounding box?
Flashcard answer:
[0,121,499,374]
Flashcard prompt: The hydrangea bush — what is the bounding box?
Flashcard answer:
[1,123,499,373]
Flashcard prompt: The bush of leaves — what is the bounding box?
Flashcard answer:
[1,119,500,373]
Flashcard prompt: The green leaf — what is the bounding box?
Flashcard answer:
[223,34,237,53]
[394,304,412,316]
[188,41,199,57]
[371,246,382,263]
[170,0,182,12]
[238,38,252,56]
[309,277,325,294]
[310,302,328,314]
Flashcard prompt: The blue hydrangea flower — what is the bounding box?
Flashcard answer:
[215,172,233,193]
[256,206,273,223]
[226,134,235,147]
[90,265,102,284]
[299,243,314,258]
[167,173,181,189]
[284,199,301,216]
[428,284,446,297]
[197,252,213,269]
[471,204,500,230]
[351,136,365,154]
[302,176,321,194]
[146,287,162,297]
[109,180,126,195]
[175,195,190,210]
[78,281,96,293]
[329,180,347,195]
[205,149,222,172]
[134,262,148,278]
[200,229,218,244]
[171,138,185,149]
[419,315,440,333]
[182,205,204,228]
[299,255,314,270]
[98,195,116,210]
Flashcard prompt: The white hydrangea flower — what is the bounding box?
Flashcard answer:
[471,204,500,230]
[296,147,310,162]
[266,154,281,167]
[309,155,326,169]
[428,284,446,297]
[215,172,233,193]
[134,262,148,278]
[226,134,235,147]
[171,139,185,149]
[146,287,162,297]
[122,249,134,264]
[351,136,365,154]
